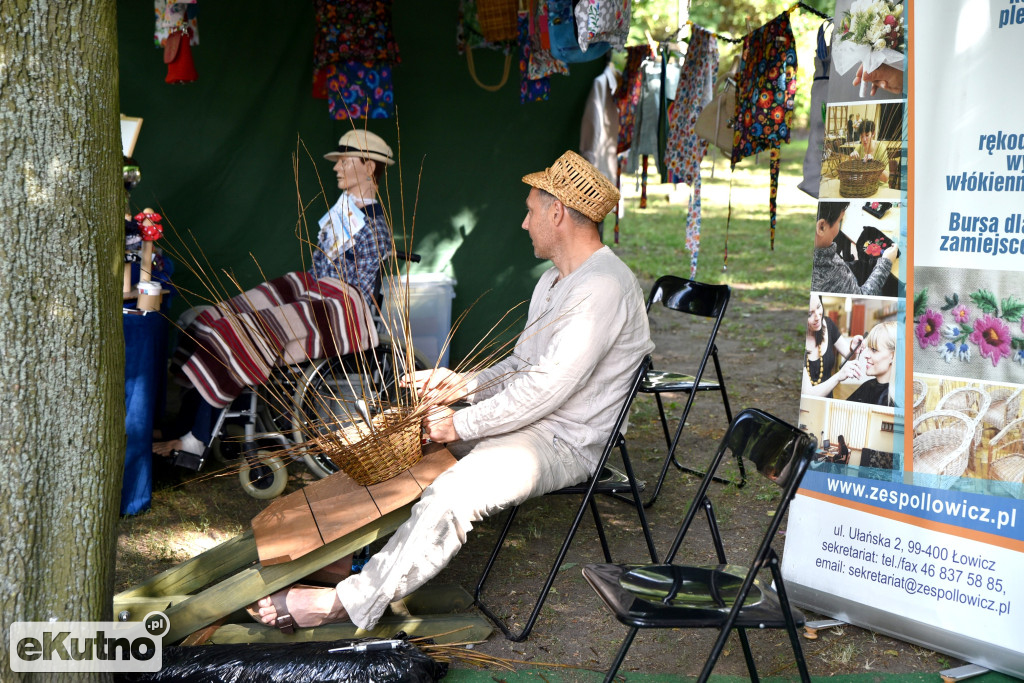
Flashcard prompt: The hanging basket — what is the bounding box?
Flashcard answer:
[837,158,885,198]
[316,407,423,486]
[476,0,518,43]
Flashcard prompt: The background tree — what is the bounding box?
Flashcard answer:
[0,2,125,680]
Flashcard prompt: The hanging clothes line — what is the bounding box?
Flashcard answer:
[683,2,831,44]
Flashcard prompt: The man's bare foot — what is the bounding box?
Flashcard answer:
[152,439,183,458]
[253,585,348,630]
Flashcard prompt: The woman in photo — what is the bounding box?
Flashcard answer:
[847,320,897,407]
[834,434,850,464]
[849,119,889,183]
[803,295,863,398]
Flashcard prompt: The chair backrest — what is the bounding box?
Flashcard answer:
[595,354,653,463]
[665,408,817,563]
[647,275,730,320]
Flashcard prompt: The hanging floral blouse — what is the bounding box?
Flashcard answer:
[314,0,401,68]
[614,45,653,155]
[326,62,395,120]
[519,10,550,103]
[663,26,719,278]
[731,12,798,248]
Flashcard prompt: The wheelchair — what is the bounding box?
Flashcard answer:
[199,252,430,498]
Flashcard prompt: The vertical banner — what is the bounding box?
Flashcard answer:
[782,0,1024,677]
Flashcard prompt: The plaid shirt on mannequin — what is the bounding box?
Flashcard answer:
[310,199,392,307]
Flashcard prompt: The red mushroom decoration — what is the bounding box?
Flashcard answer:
[133,208,164,311]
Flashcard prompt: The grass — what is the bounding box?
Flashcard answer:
[611,138,817,310]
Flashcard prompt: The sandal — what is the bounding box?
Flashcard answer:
[245,583,347,634]
[246,586,300,634]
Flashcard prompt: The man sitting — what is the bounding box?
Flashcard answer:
[253,150,654,632]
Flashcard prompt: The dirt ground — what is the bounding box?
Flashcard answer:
[115,288,968,679]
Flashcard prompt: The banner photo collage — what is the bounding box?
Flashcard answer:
[781,0,1023,676]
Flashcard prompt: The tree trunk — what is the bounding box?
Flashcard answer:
[0,2,124,681]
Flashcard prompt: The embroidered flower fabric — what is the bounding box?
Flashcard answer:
[326,62,395,120]
[663,26,719,278]
[914,266,1024,384]
[313,0,399,117]
[614,45,653,155]
[313,0,400,68]
[519,12,550,103]
[731,12,798,248]
[573,0,631,52]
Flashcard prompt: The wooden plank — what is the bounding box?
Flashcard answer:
[179,617,227,646]
[305,472,381,548]
[207,614,493,645]
[116,529,258,600]
[407,444,457,488]
[112,596,180,622]
[364,470,422,518]
[164,506,412,644]
[397,584,475,615]
[252,487,323,565]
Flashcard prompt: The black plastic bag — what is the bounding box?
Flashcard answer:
[117,637,447,683]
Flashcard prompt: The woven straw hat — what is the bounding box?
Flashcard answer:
[522,150,619,223]
[324,130,395,166]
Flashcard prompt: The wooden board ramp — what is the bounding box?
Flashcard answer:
[114,443,493,645]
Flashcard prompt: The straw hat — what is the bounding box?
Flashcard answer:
[522,150,619,223]
[324,130,395,166]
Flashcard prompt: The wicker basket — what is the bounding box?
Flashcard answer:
[837,158,886,197]
[913,410,973,487]
[912,379,928,422]
[988,417,1024,483]
[476,0,518,42]
[937,387,991,472]
[318,407,422,486]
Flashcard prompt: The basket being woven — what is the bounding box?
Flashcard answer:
[319,407,422,486]
[837,158,885,198]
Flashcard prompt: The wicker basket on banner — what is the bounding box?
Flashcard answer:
[837,158,886,197]
[937,386,991,472]
[912,379,928,422]
[476,0,518,42]
[981,385,1024,434]
[988,417,1024,484]
[912,410,973,487]
[316,407,423,486]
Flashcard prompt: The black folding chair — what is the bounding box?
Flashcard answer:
[639,276,743,507]
[474,355,659,642]
[583,408,817,683]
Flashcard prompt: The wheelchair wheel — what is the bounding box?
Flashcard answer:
[372,339,430,407]
[239,451,288,499]
[293,356,376,479]
[292,344,429,479]
[210,422,245,465]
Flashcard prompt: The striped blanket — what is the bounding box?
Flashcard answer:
[172,272,379,408]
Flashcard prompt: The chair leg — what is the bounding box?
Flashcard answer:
[602,626,640,683]
[475,492,606,641]
[771,560,813,682]
[736,627,760,683]
[618,441,659,562]
[711,349,746,489]
[588,497,613,563]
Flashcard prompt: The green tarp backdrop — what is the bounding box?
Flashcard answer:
[117,1,604,365]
